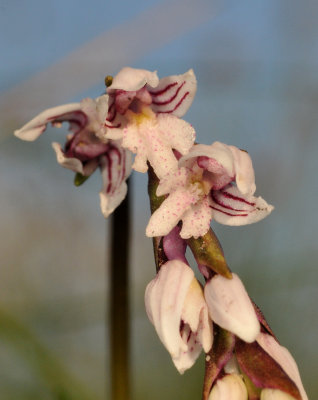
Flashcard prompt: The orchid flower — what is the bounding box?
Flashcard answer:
[14,95,132,217]
[145,259,213,373]
[146,141,274,239]
[105,67,197,179]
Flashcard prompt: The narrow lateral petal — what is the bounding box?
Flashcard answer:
[99,145,132,218]
[210,184,274,226]
[204,273,260,342]
[14,103,84,141]
[150,69,197,117]
[229,145,256,196]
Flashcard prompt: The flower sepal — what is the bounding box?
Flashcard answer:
[202,326,236,400]
[235,339,302,400]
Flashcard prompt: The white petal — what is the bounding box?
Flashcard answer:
[156,114,196,157]
[204,273,260,342]
[145,260,212,374]
[209,374,248,400]
[173,325,203,374]
[146,188,198,237]
[150,69,197,117]
[156,167,189,197]
[210,184,274,226]
[122,124,148,173]
[51,142,84,174]
[145,260,194,358]
[179,142,235,176]
[110,67,159,91]
[257,333,308,400]
[261,389,297,400]
[229,145,256,196]
[81,95,109,127]
[14,103,83,141]
[99,145,132,218]
[180,198,213,239]
[182,278,213,353]
[143,121,179,179]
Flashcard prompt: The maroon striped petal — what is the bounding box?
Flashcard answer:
[104,96,126,139]
[99,144,132,217]
[14,103,86,141]
[210,184,274,226]
[149,69,197,117]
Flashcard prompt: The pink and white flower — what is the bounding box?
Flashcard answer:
[146,141,274,239]
[145,259,213,373]
[105,67,197,179]
[14,95,132,217]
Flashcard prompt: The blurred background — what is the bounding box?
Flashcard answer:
[1,0,317,398]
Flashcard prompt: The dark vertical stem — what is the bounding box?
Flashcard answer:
[109,179,131,400]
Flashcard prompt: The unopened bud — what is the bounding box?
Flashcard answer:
[204,273,260,343]
[209,374,248,400]
[104,75,113,87]
[74,172,90,186]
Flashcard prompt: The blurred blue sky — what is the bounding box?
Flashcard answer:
[1,1,317,398]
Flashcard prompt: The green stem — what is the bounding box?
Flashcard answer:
[109,179,131,400]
